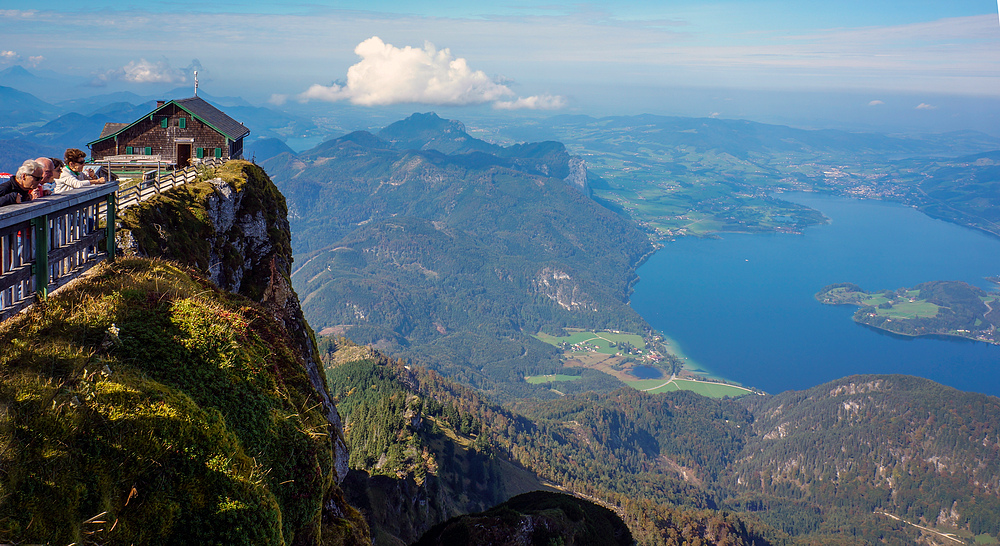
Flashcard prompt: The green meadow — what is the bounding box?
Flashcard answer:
[534,330,646,355]
[640,379,753,398]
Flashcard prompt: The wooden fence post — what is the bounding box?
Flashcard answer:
[106,194,116,262]
[31,214,48,300]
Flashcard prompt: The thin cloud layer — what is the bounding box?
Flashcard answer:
[494,94,567,110]
[90,58,205,87]
[288,36,565,109]
[95,59,188,85]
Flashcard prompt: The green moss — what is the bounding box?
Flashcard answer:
[0,257,368,545]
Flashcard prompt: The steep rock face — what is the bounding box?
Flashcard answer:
[120,160,292,302]
[564,156,591,196]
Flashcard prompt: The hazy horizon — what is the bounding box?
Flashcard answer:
[3,0,1000,135]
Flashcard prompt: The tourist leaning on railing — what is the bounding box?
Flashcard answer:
[32,157,56,198]
[0,159,42,206]
[55,148,105,194]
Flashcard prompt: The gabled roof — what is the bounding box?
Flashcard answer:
[99,123,127,139]
[173,97,250,141]
[87,96,250,146]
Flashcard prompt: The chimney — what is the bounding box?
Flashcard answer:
[156,100,165,107]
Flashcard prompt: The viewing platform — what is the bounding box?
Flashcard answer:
[0,157,226,321]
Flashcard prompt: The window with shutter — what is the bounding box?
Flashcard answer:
[160,118,168,128]
[197,148,204,158]
[214,148,222,158]
[179,117,186,128]
[144,146,152,155]
[126,146,134,154]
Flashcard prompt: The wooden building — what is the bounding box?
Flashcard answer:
[88,97,250,168]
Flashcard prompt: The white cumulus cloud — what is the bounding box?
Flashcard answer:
[0,51,18,63]
[915,102,937,110]
[868,100,884,106]
[297,36,565,110]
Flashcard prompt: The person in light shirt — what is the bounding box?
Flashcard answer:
[55,148,105,193]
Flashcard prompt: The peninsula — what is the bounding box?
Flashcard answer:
[816,281,1000,344]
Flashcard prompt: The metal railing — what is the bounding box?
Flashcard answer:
[1,182,118,321]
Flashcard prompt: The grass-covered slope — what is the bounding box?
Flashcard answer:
[0,258,369,544]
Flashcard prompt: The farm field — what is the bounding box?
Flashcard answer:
[633,378,754,398]
[534,329,646,355]
[535,330,753,398]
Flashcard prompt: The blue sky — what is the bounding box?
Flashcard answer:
[2,0,999,131]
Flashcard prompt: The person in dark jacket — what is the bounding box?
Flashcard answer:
[0,159,42,206]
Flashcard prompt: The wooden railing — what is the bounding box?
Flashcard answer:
[1,183,118,321]
[0,158,228,321]
[116,157,224,210]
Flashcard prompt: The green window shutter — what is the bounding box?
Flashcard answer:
[144,146,152,155]
[214,148,222,158]
[197,148,204,158]
[126,146,133,154]
[160,117,168,128]
[179,117,186,128]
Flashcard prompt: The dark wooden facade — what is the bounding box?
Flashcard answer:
[89,97,249,168]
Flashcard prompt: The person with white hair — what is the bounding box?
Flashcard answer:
[0,159,42,206]
[32,157,56,197]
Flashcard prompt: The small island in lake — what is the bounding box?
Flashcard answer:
[816,280,1000,345]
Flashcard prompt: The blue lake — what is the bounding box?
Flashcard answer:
[630,193,1000,397]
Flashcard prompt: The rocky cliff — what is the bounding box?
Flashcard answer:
[0,161,368,544]
[119,161,349,482]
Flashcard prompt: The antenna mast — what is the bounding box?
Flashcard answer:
[194,71,199,97]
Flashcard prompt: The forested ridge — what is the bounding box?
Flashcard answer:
[263,113,654,400]
[322,338,791,546]
[321,337,1000,544]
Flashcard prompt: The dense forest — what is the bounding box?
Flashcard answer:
[322,337,1000,545]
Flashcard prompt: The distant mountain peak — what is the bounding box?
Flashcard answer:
[377,112,497,155]
[0,65,35,78]
[379,112,467,139]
